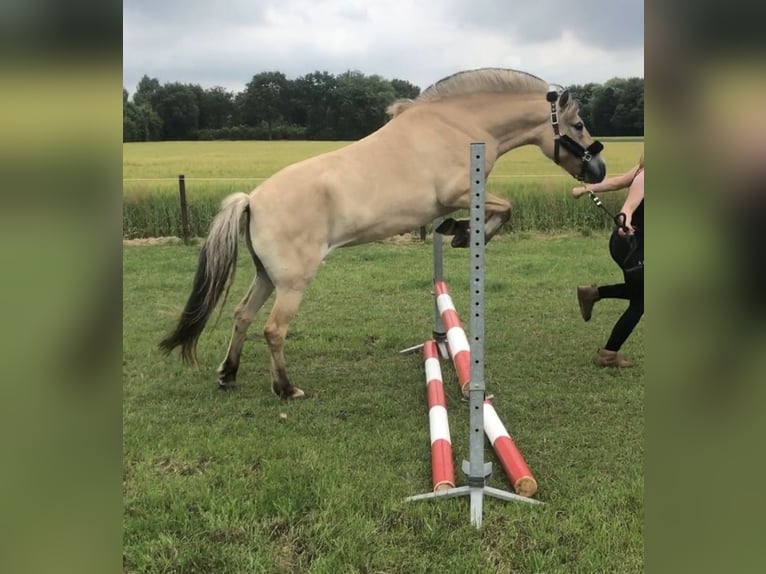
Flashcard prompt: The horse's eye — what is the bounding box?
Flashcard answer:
[573,122,584,131]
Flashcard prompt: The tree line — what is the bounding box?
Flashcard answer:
[123,70,643,142]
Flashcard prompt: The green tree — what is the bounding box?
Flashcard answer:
[133,75,160,108]
[568,78,643,136]
[390,78,420,100]
[332,71,397,140]
[151,83,200,139]
[123,100,162,142]
[124,71,642,141]
[293,71,338,139]
[197,86,236,130]
[567,82,598,129]
[124,87,160,142]
[123,87,138,142]
[238,71,289,139]
[589,85,618,136]
[619,77,644,136]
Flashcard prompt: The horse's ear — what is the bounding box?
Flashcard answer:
[558,90,570,108]
[546,88,558,102]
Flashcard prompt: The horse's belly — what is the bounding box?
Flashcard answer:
[334,207,440,247]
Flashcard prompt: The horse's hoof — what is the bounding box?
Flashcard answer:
[278,386,305,400]
[451,234,470,248]
[218,380,237,390]
[438,218,470,247]
[435,218,458,235]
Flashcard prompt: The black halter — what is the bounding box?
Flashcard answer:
[546,89,604,181]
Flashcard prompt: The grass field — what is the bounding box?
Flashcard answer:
[123,233,643,573]
[122,139,643,238]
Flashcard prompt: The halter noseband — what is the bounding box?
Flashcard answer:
[546,88,604,181]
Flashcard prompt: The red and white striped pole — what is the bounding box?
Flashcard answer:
[483,399,538,497]
[433,281,471,397]
[423,340,455,491]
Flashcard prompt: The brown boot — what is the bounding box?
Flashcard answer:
[596,348,634,368]
[577,285,600,322]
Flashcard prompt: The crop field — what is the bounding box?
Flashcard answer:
[123,231,644,572]
[122,138,643,238]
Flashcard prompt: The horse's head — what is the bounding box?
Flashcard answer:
[541,87,606,184]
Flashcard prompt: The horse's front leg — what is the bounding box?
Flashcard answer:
[483,193,512,242]
[436,192,511,247]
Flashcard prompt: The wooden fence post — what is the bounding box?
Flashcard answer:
[178,174,190,244]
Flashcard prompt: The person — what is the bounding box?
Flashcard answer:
[572,154,644,367]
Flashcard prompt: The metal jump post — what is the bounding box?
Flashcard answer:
[404,142,542,528]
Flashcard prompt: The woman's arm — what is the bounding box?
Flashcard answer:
[618,168,645,235]
[572,163,641,198]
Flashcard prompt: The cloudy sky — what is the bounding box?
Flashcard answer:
[123,0,643,95]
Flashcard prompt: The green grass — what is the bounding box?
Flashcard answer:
[123,233,643,573]
[122,140,644,238]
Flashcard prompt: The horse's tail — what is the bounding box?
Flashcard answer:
[159,192,251,364]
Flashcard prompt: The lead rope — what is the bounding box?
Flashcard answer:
[585,189,642,275]
[586,189,626,231]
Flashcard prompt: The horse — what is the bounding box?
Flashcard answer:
[159,68,606,399]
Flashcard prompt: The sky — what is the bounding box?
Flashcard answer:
[123,0,643,95]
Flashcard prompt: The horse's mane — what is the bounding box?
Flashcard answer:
[387,68,555,118]
[419,68,550,101]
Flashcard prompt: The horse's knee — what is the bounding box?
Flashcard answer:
[485,194,511,219]
[491,203,512,229]
[495,201,512,220]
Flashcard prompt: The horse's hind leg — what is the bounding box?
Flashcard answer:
[263,287,307,400]
[217,271,274,388]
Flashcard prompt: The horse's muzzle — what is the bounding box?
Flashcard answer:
[581,157,607,183]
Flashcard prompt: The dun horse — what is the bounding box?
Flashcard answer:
[159,68,606,399]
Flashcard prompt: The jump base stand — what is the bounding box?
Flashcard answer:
[406,143,542,528]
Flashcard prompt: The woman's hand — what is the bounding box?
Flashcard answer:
[617,212,635,236]
[572,185,588,199]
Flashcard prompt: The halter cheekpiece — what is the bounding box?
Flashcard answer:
[546,88,603,181]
